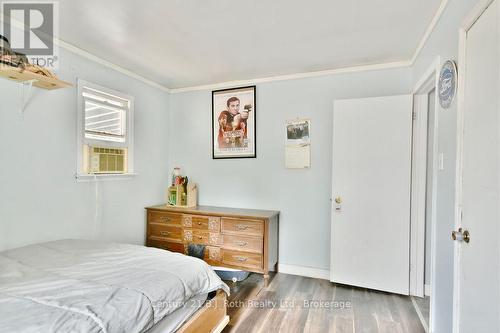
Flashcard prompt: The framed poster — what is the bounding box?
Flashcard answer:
[212,86,256,159]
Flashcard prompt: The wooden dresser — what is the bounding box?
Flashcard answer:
[145,205,279,281]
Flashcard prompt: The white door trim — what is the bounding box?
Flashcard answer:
[409,93,428,297]
[453,1,495,332]
[409,57,440,333]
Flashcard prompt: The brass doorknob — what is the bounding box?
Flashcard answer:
[463,230,470,243]
[335,196,342,204]
[452,228,470,243]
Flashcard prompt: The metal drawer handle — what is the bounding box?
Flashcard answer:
[235,241,247,247]
[197,222,202,225]
[198,236,203,240]
[160,231,170,236]
[235,224,249,230]
[161,217,171,222]
[234,256,248,262]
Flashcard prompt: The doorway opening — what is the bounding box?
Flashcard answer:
[409,58,440,333]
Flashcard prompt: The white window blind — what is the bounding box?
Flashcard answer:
[83,86,129,143]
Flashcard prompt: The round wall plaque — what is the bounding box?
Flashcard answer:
[438,60,458,109]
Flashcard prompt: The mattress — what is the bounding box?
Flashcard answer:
[0,239,229,333]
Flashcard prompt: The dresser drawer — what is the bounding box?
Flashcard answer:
[148,211,182,225]
[221,218,264,236]
[149,224,183,241]
[184,230,221,245]
[147,239,185,253]
[222,249,262,270]
[183,215,221,231]
[222,234,263,253]
[203,246,221,266]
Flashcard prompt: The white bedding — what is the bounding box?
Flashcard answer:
[0,239,229,333]
[147,292,207,333]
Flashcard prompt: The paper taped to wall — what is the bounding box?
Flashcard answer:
[285,119,311,169]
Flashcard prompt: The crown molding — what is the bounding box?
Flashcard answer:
[169,60,412,93]
[410,0,450,65]
[57,40,171,93]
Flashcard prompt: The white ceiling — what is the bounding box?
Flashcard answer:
[59,0,441,89]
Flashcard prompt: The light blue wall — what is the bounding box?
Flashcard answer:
[410,0,482,332]
[0,47,170,251]
[169,68,411,270]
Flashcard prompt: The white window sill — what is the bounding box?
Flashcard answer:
[75,173,137,182]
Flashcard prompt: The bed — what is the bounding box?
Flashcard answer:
[0,239,230,333]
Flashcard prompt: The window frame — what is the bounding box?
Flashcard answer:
[76,79,135,180]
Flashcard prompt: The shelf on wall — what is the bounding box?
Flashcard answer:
[0,63,72,90]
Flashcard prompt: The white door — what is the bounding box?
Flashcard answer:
[331,95,413,295]
[454,1,500,332]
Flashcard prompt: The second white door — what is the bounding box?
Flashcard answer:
[454,1,500,331]
[331,95,413,295]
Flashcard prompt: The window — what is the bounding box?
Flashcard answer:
[77,79,134,179]
[83,86,128,143]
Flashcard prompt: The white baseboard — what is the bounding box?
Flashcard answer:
[278,264,330,280]
[411,296,430,333]
[425,284,431,296]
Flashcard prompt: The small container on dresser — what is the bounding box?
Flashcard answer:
[145,205,279,283]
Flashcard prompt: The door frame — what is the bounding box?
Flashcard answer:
[453,1,496,332]
[409,57,440,332]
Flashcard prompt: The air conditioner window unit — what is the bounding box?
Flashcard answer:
[88,146,127,174]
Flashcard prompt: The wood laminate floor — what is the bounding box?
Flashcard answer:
[222,273,425,333]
